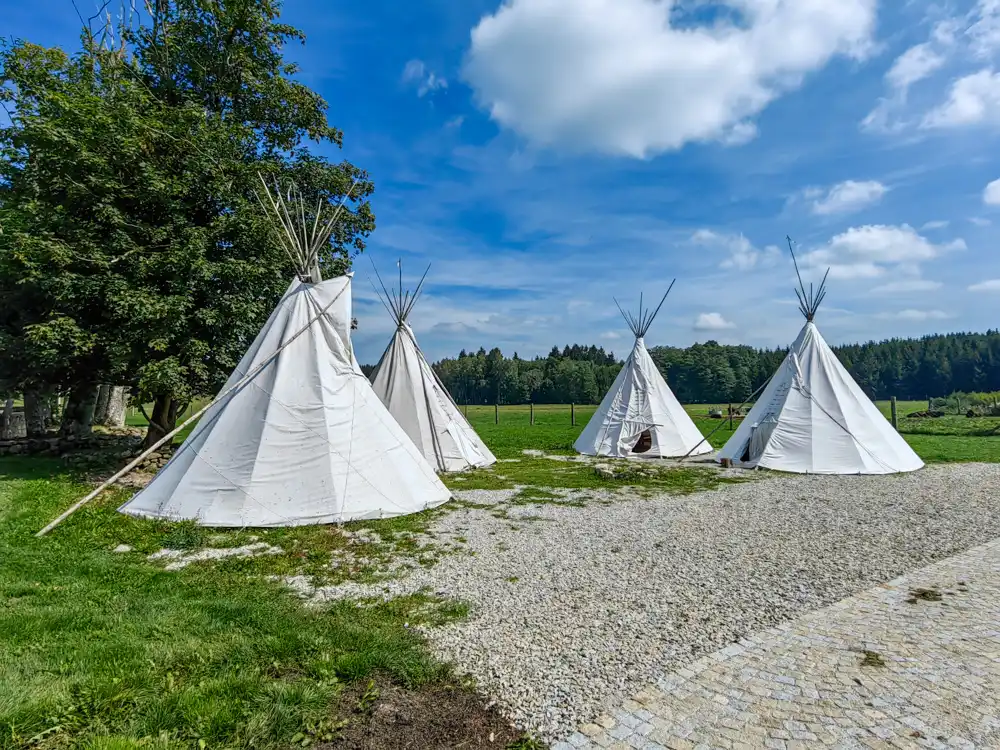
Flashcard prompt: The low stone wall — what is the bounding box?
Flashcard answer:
[0,431,142,458]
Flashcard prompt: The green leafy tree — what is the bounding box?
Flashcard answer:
[0,0,375,445]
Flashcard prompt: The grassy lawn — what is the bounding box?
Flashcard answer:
[3,397,998,749]
[0,459,469,750]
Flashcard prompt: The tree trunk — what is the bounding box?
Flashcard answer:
[101,386,128,428]
[60,384,100,437]
[142,393,180,450]
[93,385,112,424]
[23,389,51,438]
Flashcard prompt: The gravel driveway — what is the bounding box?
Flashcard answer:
[295,463,1000,741]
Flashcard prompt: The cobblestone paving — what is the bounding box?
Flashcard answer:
[554,537,1000,750]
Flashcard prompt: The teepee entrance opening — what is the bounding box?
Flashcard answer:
[632,429,653,454]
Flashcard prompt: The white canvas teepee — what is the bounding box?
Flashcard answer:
[575,283,712,458]
[369,263,496,472]
[118,180,451,527]
[717,244,924,475]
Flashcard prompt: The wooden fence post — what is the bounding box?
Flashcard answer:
[494,403,498,424]
[728,403,733,431]
[571,403,575,426]
[530,402,534,425]
[891,396,898,429]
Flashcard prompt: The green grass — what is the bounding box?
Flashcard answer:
[2,395,998,748]
[0,458,459,750]
[455,401,1000,464]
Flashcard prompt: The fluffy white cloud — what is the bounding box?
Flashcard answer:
[402,59,448,97]
[463,0,876,157]
[804,224,965,280]
[970,216,993,226]
[870,279,943,293]
[969,278,1000,291]
[692,229,780,271]
[694,312,737,331]
[922,68,1000,127]
[810,180,887,215]
[865,4,1000,132]
[984,178,1000,205]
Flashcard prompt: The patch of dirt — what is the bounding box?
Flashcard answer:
[331,679,524,750]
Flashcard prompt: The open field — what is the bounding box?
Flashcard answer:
[126,400,1000,464]
[3,401,1000,748]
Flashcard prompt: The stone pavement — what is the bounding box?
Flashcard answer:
[553,537,1000,750]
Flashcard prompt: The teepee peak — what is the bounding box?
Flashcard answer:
[787,235,829,322]
[614,279,676,339]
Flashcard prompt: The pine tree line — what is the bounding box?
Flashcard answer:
[422,331,1000,405]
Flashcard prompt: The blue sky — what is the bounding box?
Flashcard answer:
[6,0,1000,365]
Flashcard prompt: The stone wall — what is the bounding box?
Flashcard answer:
[0,431,144,458]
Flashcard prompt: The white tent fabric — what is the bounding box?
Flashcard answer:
[370,322,496,472]
[717,322,924,474]
[119,276,452,527]
[575,336,712,458]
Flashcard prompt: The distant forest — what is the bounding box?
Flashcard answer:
[365,331,1000,406]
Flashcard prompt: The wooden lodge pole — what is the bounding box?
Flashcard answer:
[571,403,575,426]
[891,396,898,430]
[728,403,733,431]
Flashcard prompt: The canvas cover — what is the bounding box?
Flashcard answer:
[370,322,496,472]
[119,276,452,527]
[575,337,712,458]
[717,322,924,474]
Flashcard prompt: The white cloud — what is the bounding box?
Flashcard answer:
[969,278,1000,291]
[693,312,737,331]
[922,68,1000,128]
[804,224,965,280]
[463,0,876,157]
[970,216,993,226]
[862,20,958,132]
[921,220,950,230]
[445,115,466,129]
[969,0,1000,58]
[886,42,948,92]
[600,330,623,340]
[865,4,1000,132]
[692,229,780,271]
[402,59,448,97]
[880,309,951,321]
[810,180,887,215]
[870,279,943,293]
[984,178,1000,205]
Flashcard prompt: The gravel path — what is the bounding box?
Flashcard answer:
[292,463,1000,741]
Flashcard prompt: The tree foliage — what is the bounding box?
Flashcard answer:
[0,0,374,441]
[428,331,1000,406]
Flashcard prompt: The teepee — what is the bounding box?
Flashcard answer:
[717,241,924,475]
[118,179,451,527]
[368,262,496,472]
[575,282,712,458]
